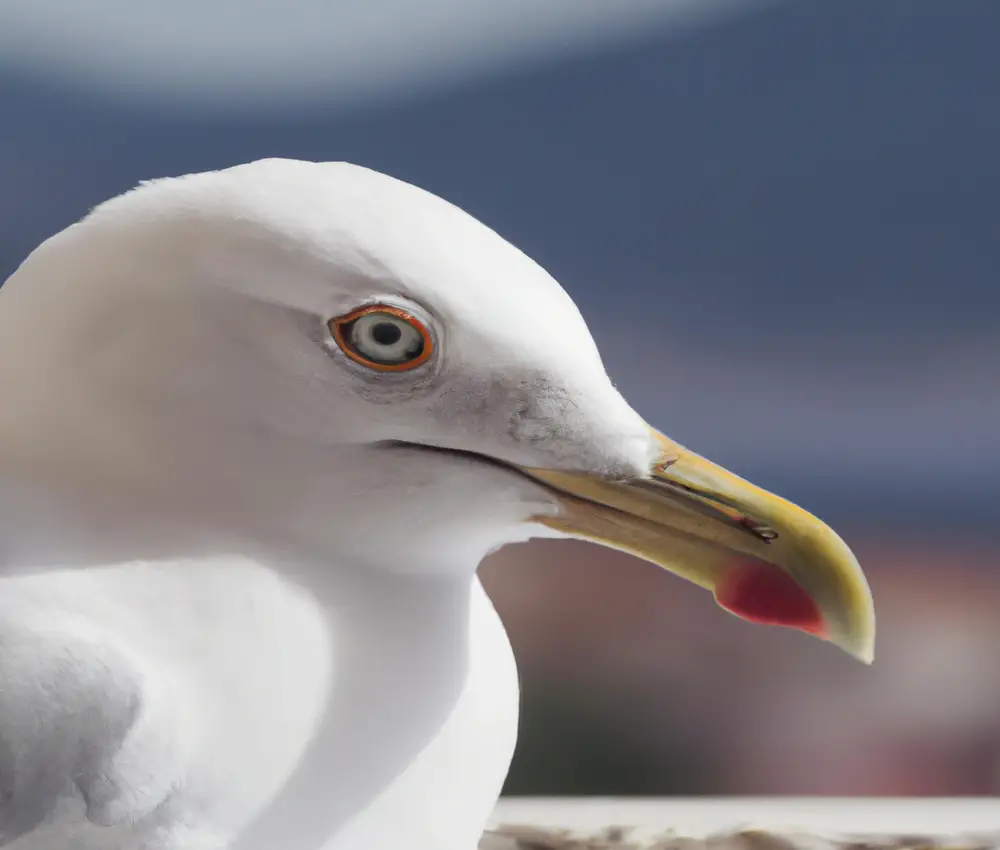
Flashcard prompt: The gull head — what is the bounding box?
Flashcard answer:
[0,158,874,661]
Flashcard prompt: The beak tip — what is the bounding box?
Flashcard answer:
[832,610,876,665]
[847,639,875,665]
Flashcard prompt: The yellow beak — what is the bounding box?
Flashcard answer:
[520,430,875,663]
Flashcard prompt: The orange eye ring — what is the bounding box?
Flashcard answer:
[329,304,435,372]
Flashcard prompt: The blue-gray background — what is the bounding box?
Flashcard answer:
[2,0,998,795]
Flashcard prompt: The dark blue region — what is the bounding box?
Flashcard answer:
[1,0,997,536]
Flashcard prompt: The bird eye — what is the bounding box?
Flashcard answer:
[329,305,433,371]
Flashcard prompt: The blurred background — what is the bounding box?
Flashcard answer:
[1,0,997,796]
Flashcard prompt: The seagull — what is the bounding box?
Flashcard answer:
[0,159,874,850]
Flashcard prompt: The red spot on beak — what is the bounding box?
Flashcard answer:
[714,559,828,638]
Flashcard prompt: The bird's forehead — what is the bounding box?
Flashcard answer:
[125,163,555,304]
[113,158,603,371]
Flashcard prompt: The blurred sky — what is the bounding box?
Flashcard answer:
[0,0,756,107]
[1,0,997,539]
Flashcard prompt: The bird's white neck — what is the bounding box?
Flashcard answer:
[230,561,480,850]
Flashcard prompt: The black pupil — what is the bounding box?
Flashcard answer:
[371,321,402,346]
